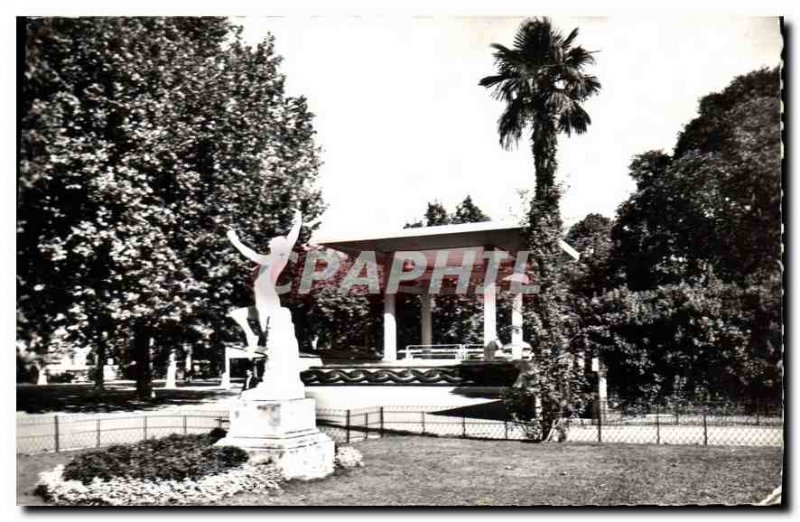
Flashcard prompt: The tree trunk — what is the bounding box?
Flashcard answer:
[531,121,558,202]
[94,340,105,391]
[133,322,153,400]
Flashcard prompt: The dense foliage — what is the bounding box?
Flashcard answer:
[580,67,782,403]
[61,430,247,484]
[285,249,378,353]
[18,18,324,394]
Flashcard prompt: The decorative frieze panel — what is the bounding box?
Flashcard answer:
[300,362,519,386]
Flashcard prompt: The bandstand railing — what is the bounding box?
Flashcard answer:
[401,344,485,361]
[400,344,533,361]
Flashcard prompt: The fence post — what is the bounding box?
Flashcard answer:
[54,415,60,453]
[597,403,602,443]
[183,415,188,435]
[365,413,369,438]
[756,400,761,426]
[143,416,148,440]
[462,411,467,438]
[345,409,351,444]
[504,418,509,440]
[655,406,660,445]
[96,418,101,448]
[421,411,426,435]
[379,407,385,437]
[702,406,708,446]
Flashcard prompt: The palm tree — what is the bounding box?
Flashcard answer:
[479,18,600,203]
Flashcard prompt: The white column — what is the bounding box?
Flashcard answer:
[184,344,193,379]
[598,369,608,422]
[383,291,397,362]
[510,291,524,359]
[592,356,607,422]
[421,292,433,346]
[482,280,497,346]
[221,348,231,389]
[37,364,48,385]
[165,350,177,389]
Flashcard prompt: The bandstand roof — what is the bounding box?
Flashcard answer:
[313,221,579,261]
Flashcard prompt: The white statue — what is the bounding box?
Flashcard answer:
[217,209,334,481]
[227,210,302,351]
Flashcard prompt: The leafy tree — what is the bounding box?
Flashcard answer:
[593,68,782,403]
[424,201,451,227]
[283,249,376,355]
[18,18,324,396]
[564,213,613,384]
[452,196,490,224]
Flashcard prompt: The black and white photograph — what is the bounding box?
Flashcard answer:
[12,2,789,510]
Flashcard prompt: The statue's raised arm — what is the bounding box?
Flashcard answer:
[285,209,302,250]
[227,229,269,265]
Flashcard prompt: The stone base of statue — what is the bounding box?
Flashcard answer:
[216,307,334,480]
[216,396,334,480]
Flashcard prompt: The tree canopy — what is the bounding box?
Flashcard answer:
[585,67,782,403]
[18,18,324,393]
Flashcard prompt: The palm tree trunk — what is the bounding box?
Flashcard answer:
[532,121,558,203]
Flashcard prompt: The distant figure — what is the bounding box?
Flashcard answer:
[227,210,302,349]
[240,368,260,396]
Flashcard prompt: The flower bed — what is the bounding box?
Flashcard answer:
[61,429,247,483]
[34,430,367,505]
[36,461,282,506]
[35,429,282,505]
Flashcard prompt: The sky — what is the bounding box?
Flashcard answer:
[235,16,782,239]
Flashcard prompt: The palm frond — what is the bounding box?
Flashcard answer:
[563,27,579,48]
[480,17,601,156]
[557,103,591,136]
[478,73,509,88]
[498,96,527,150]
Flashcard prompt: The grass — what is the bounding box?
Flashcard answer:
[19,436,782,506]
[18,451,80,506]
[222,437,781,506]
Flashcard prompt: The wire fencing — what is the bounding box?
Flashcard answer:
[316,401,782,447]
[17,401,782,454]
[17,411,229,454]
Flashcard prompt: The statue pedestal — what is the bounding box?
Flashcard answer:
[217,305,333,480]
[216,397,334,480]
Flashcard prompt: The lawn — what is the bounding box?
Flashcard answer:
[19,436,782,506]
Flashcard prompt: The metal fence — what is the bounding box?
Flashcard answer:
[17,410,229,454]
[17,401,783,454]
[316,402,783,447]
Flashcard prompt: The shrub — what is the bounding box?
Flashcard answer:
[334,446,364,469]
[62,430,248,484]
[48,372,75,384]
